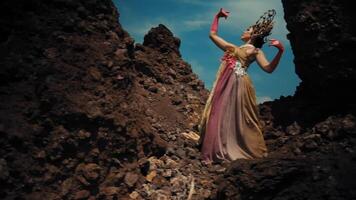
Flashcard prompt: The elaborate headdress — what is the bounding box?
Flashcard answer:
[250,9,276,43]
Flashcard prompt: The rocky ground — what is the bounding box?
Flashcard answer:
[217,111,356,199]
[1,0,356,200]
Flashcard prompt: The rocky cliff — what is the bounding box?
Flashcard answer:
[284,0,356,102]
[0,0,217,199]
[264,0,356,127]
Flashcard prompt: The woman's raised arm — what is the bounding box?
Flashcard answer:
[209,8,236,52]
[255,39,284,73]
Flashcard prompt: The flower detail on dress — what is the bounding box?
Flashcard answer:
[221,52,247,77]
[234,60,247,77]
[221,52,237,70]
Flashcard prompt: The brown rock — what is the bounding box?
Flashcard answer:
[88,67,102,81]
[286,121,301,136]
[78,129,91,139]
[101,170,125,187]
[124,172,139,187]
[75,163,101,182]
[143,24,181,56]
[0,159,9,181]
[60,177,77,196]
[74,190,90,200]
[43,48,59,59]
[99,186,120,197]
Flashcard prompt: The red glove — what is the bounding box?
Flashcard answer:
[210,8,230,33]
[268,39,284,71]
[217,8,230,19]
[268,38,284,52]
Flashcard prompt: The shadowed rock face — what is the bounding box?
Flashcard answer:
[283,0,356,108]
[256,0,356,128]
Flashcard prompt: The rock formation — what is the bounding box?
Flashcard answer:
[0,0,215,199]
[284,0,356,102]
[264,0,356,127]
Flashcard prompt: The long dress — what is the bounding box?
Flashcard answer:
[198,44,268,163]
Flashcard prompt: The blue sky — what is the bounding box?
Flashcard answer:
[114,0,301,104]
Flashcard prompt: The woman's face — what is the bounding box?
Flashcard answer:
[241,27,253,42]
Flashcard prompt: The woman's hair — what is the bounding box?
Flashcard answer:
[250,9,276,48]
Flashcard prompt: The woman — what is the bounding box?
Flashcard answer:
[198,8,284,165]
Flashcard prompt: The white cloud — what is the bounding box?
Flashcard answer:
[221,0,289,44]
[183,1,289,47]
[169,0,290,45]
[183,19,210,30]
[120,0,290,46]
[257,96,272,104]
[165,0,209,6]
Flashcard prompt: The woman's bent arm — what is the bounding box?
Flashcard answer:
[255,50,283,73]
[255,39,284,73]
